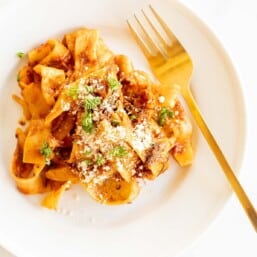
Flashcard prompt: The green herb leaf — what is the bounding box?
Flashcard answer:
[16,75,20,82]
[16,52,25,58]
[109,146,128,158]
[111,120,120,127]
[107,77,120,90]
[40,142,52,165]
[96,156,106,166]
[85,85,94,93]
[84,149,92,157]
[66,85,79,99]
[82,112,93,133]
[84,96,101,110]
[129,114,137,121]
[157,107,174,126]
[40,142,52,158]
[84,159,93,166]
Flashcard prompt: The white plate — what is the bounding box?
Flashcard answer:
[0,0,246,257]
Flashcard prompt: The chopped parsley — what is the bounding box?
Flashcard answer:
[84,149,92,157]
[16,75,20,82]
[96,156,106,166]
[129,114,137,121]
[84,96,101,110]
[107,77,120,90]
[111,120,120,127]
[157,107,174,126]
[84,159,93,166]
[82,96,101,134]
[40,142,52,165]
[82,112,93,133]
[66,85,78,99]
[85,85,94,93]
[109,146,128,158]
[16,51,25,58]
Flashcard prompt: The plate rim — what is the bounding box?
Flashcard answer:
[0,0,247,256]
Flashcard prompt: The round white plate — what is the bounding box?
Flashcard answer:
[0,0,246,257]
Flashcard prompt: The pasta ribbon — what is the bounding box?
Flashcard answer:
[23,119,51,164]
[22,83,51,119]
[41,181,71,210]
[87,175,140,205]
[34,64,65,106]
[29,39,70,67]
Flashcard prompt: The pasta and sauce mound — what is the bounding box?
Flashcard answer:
[11,28,193,209]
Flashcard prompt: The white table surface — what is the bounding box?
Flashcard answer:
[0,0,256,256]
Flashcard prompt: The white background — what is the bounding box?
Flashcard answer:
[0,0,256,256]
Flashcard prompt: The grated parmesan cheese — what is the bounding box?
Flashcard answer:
[61,99,71,111]
[131,120,153,152]
[158,95,165,103]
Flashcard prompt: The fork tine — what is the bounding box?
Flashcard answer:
[133,13,169,59]
[127,20,152,58]
[141,9,167,49]
[149,5,180,46]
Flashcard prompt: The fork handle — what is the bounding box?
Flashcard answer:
[183,88,257,232]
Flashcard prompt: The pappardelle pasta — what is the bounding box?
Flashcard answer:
[11,28,193,209]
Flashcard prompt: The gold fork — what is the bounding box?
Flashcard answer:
[127,5,257,232]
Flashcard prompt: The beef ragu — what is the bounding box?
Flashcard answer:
[11,28,193,210]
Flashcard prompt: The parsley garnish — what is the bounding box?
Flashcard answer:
[84,149,92,157]
[82,96,100,134]
[157,107,174,126]
[96,156,106,166]
[85,85,94,93]
[40,142,52,165]
[16,75,20,82]
[109,146,128,158]
[84,96,101,110]
[16,52,25,58]
[84,159,93,166]
[82,112,93,133]
[129,114,137,121]
[66,85,78,99]
[111,120,120,127]
[107,77,120,90]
